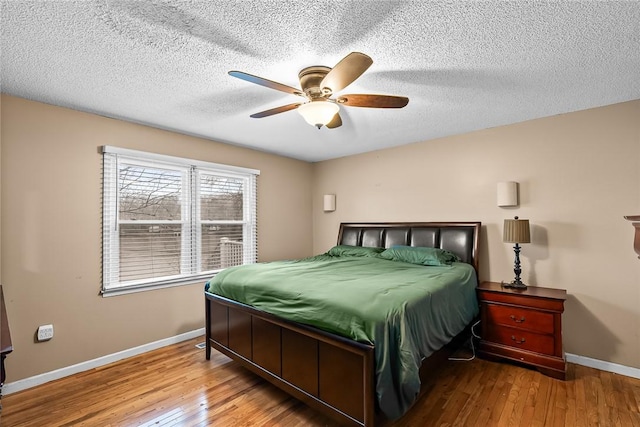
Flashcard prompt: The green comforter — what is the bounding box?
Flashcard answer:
[205,254,478,420]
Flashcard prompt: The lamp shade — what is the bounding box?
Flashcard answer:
[323,194,336,212]
[503,217,530,243]
[298,101,339,128]
[497,181,518,207]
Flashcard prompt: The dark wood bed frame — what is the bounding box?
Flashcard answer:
[205,222,481,426]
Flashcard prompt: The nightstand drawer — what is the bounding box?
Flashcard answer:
[484,325,555,355]
[485,303,554,334]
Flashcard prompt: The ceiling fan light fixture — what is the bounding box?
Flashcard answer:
[229,52,407,130]
[298,101,340,129]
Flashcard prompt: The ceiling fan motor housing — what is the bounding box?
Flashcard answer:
[298,66,332,99]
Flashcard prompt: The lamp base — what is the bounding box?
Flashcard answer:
[501,280,527,290]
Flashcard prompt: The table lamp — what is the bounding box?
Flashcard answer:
[502,216,531,289]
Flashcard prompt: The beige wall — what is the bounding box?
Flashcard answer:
[313,100,640,369]
[0,95,313,382]
[2,94,639,384]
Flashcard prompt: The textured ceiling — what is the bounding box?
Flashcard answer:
[2,1,639,162]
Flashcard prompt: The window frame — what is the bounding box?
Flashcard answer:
[101,146,259,296]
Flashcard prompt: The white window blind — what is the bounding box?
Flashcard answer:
[102,146,259,295]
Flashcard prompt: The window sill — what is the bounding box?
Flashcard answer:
[101,273,218,297]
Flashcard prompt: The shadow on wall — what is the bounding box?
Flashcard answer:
[564,294,621,362]
[526,222,584,286]
[527,224,549,286]
[478,224,491,280]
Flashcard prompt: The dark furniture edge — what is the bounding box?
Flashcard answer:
[1,285,13,410]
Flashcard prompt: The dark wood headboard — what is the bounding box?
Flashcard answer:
[337,222,481,273]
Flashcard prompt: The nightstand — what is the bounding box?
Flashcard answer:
[477,281,567,380]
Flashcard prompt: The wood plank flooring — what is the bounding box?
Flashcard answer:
[2,337,640,426]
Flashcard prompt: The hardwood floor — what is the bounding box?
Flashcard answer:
[2,337,639,426]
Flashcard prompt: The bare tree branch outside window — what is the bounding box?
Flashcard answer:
[118,165,183,281]
[119,166,182,220]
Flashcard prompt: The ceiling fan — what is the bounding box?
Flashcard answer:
[229,52,409,129]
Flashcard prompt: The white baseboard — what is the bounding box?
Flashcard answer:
[566,352,640,380]
[3,328,205,395]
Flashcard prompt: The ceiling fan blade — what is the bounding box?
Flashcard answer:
[326,113,342,129]
[337,94,409,108]
[250,103,302,118]
[229,71,305,97]
[320,52,373,93]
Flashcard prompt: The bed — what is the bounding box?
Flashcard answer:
[204,222,481,426]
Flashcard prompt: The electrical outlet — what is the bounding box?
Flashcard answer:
[37,324,54,341]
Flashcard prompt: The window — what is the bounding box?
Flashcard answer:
[102,146,259,295]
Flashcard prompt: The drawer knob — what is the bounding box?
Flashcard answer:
[511,335,526,344]
[510,315,525,323]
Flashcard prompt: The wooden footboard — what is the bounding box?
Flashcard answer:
[206,293,376,427]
